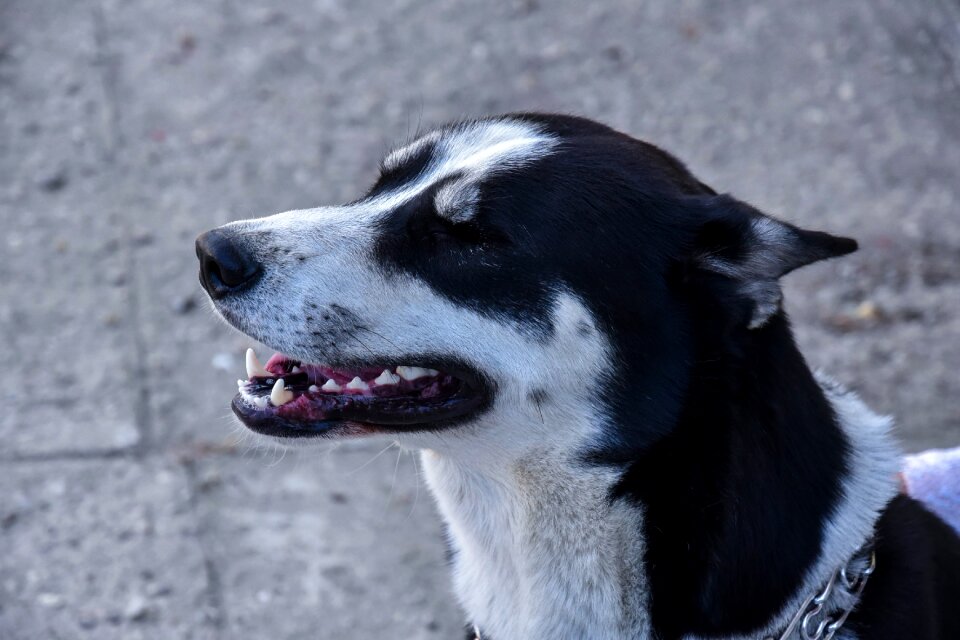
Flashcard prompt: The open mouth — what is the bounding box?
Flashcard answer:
[232,349,490,438]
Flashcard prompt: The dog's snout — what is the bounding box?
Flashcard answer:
[196,229,261,298]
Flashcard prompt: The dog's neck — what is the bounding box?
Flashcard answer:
[423,444,652,639]
[421,317,899,640]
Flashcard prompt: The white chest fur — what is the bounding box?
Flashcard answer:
[422,449,650,640]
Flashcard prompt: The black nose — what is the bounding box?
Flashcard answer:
[196,229,261,298]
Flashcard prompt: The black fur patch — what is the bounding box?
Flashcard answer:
[527,388,548,405]
[847,495,960,640]
[610,310,848,636]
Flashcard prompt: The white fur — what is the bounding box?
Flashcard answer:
[424,450,650,639]
[374,119,558,214]
[417,296,651,640]
[434,179,481,222]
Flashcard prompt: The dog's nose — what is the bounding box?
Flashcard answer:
[196,229,261,298]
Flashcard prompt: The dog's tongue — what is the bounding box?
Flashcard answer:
[265,352,293,374]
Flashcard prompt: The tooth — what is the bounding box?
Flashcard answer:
[291,366,301,373]
[346,376,369,391]
[253,396,268,409]
[237,379,246,387]
[396,366,435,381]
[308,385,319,393]
[245,348,271,378]
[321,379,342,392]
[373,369,400,385]
[270,378,294,406]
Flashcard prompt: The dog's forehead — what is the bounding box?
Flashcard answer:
[372,119,558,216]
[383,118,555,176]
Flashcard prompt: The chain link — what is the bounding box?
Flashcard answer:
[766,545,876,640]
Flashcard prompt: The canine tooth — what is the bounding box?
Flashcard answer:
[270,378,294,406]
[346,376,369,391]
[308,385,319,393]
[396,366,434,381]
[321,379,342,392]
[373,369,400,385]
[253,396,268,409]
[245,348,271,378]
[291,366,301,373]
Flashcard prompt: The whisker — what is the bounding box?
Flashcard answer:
[387,443,403,508]
[267,442,288,468]
[355,325,403,352]
[347,441,396,475]
[343,328,379,360]
[404,449,422,524]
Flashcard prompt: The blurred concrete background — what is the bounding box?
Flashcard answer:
[1,0,958,637]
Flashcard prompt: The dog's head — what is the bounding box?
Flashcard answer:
[197,114,855,455]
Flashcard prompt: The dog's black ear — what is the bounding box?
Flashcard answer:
[689,194,857,328]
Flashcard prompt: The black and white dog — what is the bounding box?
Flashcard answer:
[196,114,960,640]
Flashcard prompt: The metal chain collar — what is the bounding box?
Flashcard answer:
[469,542,876,640]
[765,542,876,640]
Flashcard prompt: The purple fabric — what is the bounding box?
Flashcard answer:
[902,446,960,536]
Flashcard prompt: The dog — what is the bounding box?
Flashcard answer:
[196,114,960,639]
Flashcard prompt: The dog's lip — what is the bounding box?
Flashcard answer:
[231,353,491,438]
[230,391,488,438]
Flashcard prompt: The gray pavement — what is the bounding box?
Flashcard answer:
[1,0,958,637]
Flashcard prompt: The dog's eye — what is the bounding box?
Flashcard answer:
[416,214,507,250]
[427,217,477,243]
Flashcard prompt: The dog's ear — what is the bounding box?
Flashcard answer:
[688,194,857,328]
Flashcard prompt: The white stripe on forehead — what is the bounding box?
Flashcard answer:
[225,120,557,237]
[373,119,558,212]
